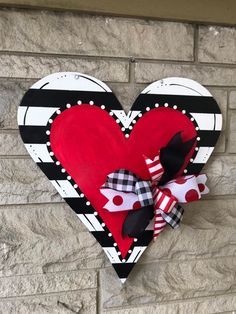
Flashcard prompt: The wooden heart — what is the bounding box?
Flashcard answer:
[18,73,222,282]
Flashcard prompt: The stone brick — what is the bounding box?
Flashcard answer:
[0,54,129,82]
[0,158,62,204]
[199,26,236,64]
[0,9,194,61]
[228,111,236,153]
[207,88,227,130]
[0,290,97,314]
[104,293,236,314]
[109,83,144,112]
[214,132,225,153]
[229,91,236,109]
[205,156,236,196]
[139,199,236,264]
[0,79,31,129]
[0,270,96,298]
[0,203,104,277]
[0,131,27,155]
[135,62,236,86]
[100,256,236,308]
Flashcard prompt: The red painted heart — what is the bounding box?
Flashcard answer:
[50,104,196,257]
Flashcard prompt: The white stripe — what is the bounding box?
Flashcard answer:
[24,144,54,163]
[111,110,141,128]
[31,72,112,92]
[145,158,153,165]
[50,180,80,198]
[126,247,146,263]
[85,214,104,231]
[193,147,214,164]
[152,172,162,181]
[77,214,95,231]
[190,113,216,130]
[159,195,169,210]
[149,163,162,174]
[154,216,165,221]
[18,106,59,126]
[154,222,166,228]
[141,78,212,96]
[103,247,122,264]
[120,278,126,283]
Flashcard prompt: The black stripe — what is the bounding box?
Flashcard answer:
[19,126,48,143]
[91,231,116,247]
[198,130,221,147]
[112,263,135,279]
[187,163,206,174]
[20,89,122,111]
[132,94,221,114]
[65,198,95,214]
[37,163,68,180]
[134,231,153,246]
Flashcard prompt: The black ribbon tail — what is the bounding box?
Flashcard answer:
[122,205,154,238]
[160,132,196,184]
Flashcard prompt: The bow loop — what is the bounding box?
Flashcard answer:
[135,180,153,207]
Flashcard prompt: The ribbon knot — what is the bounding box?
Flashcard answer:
[101,152,209,241]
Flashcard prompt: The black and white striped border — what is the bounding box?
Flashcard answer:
[18,73,222,283]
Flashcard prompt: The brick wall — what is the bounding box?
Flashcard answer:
[0,7,235,313]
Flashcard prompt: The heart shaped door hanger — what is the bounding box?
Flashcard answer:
[18,73,222,283]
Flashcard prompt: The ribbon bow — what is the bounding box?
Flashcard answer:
[101,153,208,240]
[100,133,209,241]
